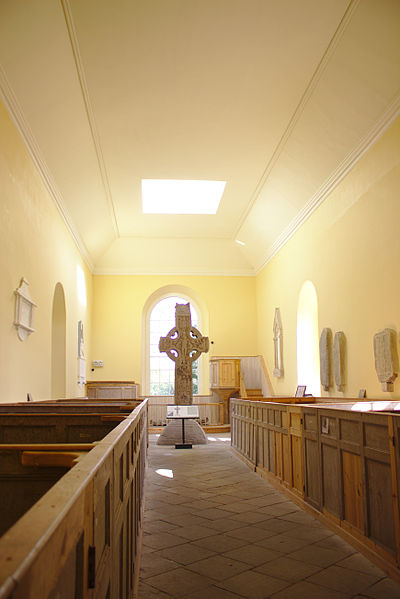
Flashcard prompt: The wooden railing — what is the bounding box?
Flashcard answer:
[0,399,148,599]
[231,398,400,583]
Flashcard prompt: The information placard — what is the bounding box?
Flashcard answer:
[167,405,199,419]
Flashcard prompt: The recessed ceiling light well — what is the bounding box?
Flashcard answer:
[141,179,226,214]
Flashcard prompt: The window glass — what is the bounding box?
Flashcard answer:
[149,297,199,395]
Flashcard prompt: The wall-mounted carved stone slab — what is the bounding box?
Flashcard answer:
[319,328,332,391]
[273,308,283,378]
[14,278,37,341]
[333,332,346,392]
[374,328,398,392]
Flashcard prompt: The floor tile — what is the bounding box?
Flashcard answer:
[197,507,237,520]
[288,544,352,567]
[362,577,400,598]
[225,525,277,543]
[142,531,187,550]
[155,541,216,565]
[143,519,179,534]
[145,567,213,597]
[335,553,386,578]
[254,555,322,582]
[201,517,247,532]
[186,554,250,581]
[140,554,179,579]
[137,580,173,598]
[217,569,290,598]
[194,533,248,553]
[185,585,244,599]
[223,544,284,566]
[172,523,217,540]
[255,533,310,554]
[307,564,381,595]
[229,511,273,524]
[270,580,351,599]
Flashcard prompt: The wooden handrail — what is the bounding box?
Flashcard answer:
[239,372,248,399]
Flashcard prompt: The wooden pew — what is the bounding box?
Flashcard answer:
[0,443,95,537]
[0,398,141,414]
[0,399,148,599]
[231,398,400,583]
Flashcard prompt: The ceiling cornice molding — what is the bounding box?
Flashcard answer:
[61,0,120,238]
[0,64,94,272]
[234,0,360,237]
[255,92,400,275]
[93,268,256,277]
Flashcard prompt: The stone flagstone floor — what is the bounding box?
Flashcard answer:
[138,434,400,599]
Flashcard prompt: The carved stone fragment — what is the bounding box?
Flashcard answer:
[333,332,346,392]
[159,303,209,405]
[373,329,398,391]
[319,328,332,391]
[273,308,284,378]
[157,303,209,445]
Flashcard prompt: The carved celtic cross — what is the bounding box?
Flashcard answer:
[159,303,209,405]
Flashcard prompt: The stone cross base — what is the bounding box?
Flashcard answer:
[157,419,208,446]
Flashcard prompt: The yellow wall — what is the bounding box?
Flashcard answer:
[90,275,257,393]
[2,89,399,403]
[256,117,400,399]
[0,100,92,402]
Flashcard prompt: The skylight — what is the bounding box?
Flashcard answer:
[141,179,226,214]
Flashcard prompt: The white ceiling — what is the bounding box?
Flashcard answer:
[0,0,399,275]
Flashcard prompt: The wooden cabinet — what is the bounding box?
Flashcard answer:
[210,358,240,389]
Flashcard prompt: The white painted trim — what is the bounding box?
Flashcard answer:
[255,92,400,275]
[61,0,120,238]
[0,65,94,272]
[93,268,256,276]
[234,0,360,237]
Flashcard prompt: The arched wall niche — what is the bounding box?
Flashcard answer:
[297,280,320,397]
[51,282,66,398]
[142,285,210,396]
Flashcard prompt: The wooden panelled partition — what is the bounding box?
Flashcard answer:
[0,399,148,599]
[231,399,400,581]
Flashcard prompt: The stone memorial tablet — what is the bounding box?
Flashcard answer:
[373,328,398,391]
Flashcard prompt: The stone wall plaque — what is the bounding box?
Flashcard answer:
[373,329,398,391]
[333,331,346,392]
[77,320,86,386]
[273,308,283,378]
[319,328,332,391]
[14,277,37,341]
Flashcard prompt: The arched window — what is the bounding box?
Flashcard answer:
[149,296,199,395]
[297,281,320,396]
[142,285,209,396]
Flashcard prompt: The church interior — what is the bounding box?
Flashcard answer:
[0,0,400,598]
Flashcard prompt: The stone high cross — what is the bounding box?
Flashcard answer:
[159,303,209,405]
